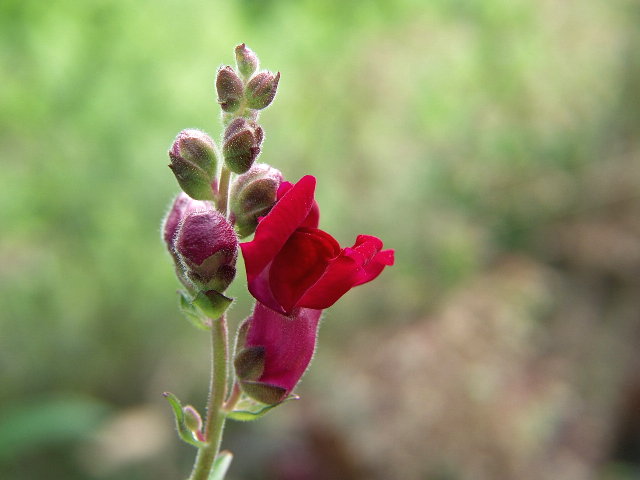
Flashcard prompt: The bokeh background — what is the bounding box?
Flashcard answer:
[2,0,640,479]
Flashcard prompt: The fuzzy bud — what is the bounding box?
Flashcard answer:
[245,71,280,110]
[169,129,218,201]
[216,66,244,113]
[222,118,263,174]
[235,43,259,80]
[174,209,238,292]
[229,164,283,238]
[162,193,211,258]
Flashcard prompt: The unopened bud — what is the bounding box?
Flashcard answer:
[169,129,218,201]
[235,43,259,79]
[216,66,244,112]
[245,71,280,110]
[229,164,283,237]
[222,119,263,174]
[174,209,238,292]
[182,405,203,434]
[162,193,211,257]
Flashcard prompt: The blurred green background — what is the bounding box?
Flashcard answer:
[2,0,640,479]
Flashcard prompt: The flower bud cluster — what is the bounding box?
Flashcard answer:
[164,44,285,327]
[215,44,279,177]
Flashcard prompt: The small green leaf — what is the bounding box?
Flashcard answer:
[209,450,233,480]
[178,291,209,330]
[162,392,206,448]
[227,393,299,422]
[193,290,233,319]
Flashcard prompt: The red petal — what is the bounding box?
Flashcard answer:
[354,248,395,286]
[301,200,320,229]
[269,228,340,314]
[241,175,317,290]
[245,302,322,393]
[297,252,361,309]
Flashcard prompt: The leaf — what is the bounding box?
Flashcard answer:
[227,393,299,422]
[209,450,233,480]
[162,392,206,447]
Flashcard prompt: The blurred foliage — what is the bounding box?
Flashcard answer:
[1,0,639,478]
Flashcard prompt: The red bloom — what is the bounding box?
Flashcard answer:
[240,175,394,316]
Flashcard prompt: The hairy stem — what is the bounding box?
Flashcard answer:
[216,165,231,218]
[189,316,229,480]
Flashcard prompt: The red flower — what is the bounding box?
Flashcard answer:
[235,302,322,404]
[240,175,394,316]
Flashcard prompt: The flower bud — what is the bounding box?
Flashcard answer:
[222,118,263,174]
[245,71,280,110]
[182,405,203,437]
[229,164,283,238]
[216,66,244,113]
[169,129,218,201]
[235,43,259,79]
[162,193,211,258]
[174,209,238,292]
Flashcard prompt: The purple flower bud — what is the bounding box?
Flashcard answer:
[169,129,218,200]
[234,302,322,404]
[245,71,280,110]
[235,43,259,79]
[216,66,244,113]
[174,209,238,292]
[222,119,263,174]
[229,164,283,238]
[162,193,211,256]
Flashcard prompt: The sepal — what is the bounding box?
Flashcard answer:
[234,346,265,381]
[178,290,210,330]
[227,392,299,421]
[239,380,287,405]
[193,290,233,320]
[178,290,233,328]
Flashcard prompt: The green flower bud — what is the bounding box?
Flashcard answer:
[216,66,244,113]
[229,164,283,238]
[222,119,263,174]
[235,43,259,80]
[182,405,203,436]
[168,129,218,201]
[245,71,280,110]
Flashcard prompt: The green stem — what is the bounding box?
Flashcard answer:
[216,165,231,217]
[189,316,229,480]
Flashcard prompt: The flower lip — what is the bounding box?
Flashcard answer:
[240,175,393,315]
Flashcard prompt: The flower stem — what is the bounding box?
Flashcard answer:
[189,315,229,480]
[216,165,232,218]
